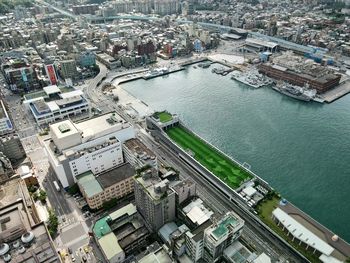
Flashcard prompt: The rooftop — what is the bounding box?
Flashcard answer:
[77,164,135,198]
[76,171,103,198]
[182,198,213,226]
[123,138,156,159]
[98,233,123,260]
[152,111,173,123]
[97,163,135,189]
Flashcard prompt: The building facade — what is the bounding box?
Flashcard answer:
[44,112,135,188]
[77,163,135,210]
[123,138,157,169]
[134,169,176,231]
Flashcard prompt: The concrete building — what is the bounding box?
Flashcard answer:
[123,138,157,169]
[23,85,90,125]
[77,163,135,210]
[78,51,96,67]
[95,52,121,69]
[0,177,60,262]
[153,0,180,15]
[203,212,245,262]
[44,112,135,188]
[59,59,78,80]
[134,168,176,232]
[93,204,150,263]
[146,111,179,131]
[0,133,26,163]
[0,100,13,135]
[1,58,40,92]
[171,178,196,206]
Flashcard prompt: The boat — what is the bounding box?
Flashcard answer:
[198,62,211,68]
[272,82,317,102]
[231,69,273,88]
[193,65,197,69]
[143,67,169,80]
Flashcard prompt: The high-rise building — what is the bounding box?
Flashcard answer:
[134,168,176,231]
[203,212,244,262]
[153,0,180,15]
[59,59,78,80]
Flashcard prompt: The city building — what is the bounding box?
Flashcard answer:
[123,138,157,169]
[95,52,121,69]
[78,51,96,68]
[93,204,150,263]
[44,112,135,188]
[1,57,40,92]
[23,85,90,125]
[171,178,196,206]
[72,4,99,15]
[203,212,245,262]
[0,177,60,262]
[153,0,180,16]
[0,133,26,164]
[258,52,341,93]
[59,59,78,80]
[77,163,135,210]
[146,111,179,131]
[134,168,176,232]
[0,100,13,135]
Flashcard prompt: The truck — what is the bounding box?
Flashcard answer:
[53,181,60,192]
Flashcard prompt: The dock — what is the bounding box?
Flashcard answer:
[321,79,350,103]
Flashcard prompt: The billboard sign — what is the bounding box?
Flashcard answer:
[45,64,58,85]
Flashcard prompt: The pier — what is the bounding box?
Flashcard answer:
[320,79,350,103]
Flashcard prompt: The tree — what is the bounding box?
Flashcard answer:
[38,189,47,203]
[47,209,59,236]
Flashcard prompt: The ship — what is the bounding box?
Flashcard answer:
[272,82,317,102]
[198,62,211,68]
[231,69,273,88]
[143,67,169,80]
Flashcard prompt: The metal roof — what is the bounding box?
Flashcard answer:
[272,208,334,256]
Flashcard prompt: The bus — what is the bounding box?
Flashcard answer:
[53,181,60,192]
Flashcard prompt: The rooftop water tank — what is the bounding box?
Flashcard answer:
[0,243,9,256]
[21,232,34,244]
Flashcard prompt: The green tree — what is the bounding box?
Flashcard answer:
[47,209,59,236]
[38,189,47,203]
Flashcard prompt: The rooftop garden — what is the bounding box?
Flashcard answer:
[153,111,173,123]
[166,126,252,189]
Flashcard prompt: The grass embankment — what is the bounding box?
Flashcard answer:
[257,197,321,263]
[166,126,252,188]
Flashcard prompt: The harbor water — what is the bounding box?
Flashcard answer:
[121,65,350,242]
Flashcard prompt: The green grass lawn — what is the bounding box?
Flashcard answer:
[257,197,322,263]
[155,111,173,123]
[166,126,252,188]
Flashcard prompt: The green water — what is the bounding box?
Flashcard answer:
[122,65,350,242]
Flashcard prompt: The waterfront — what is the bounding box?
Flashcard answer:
[121,65,350,242]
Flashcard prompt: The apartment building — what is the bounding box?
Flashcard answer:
[134,168,176,232]
[0,100,13,135]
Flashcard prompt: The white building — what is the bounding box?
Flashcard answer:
[0,100,13,134]
[23,85,90,125]
[44,112,135,188]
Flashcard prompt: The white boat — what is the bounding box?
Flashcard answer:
[272,82,317,102]
[231,69,273,88]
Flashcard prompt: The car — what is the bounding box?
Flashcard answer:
[82,256,87,262]
[71,255,76,262]
[84,247,89,253]
[68,248,72,254]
